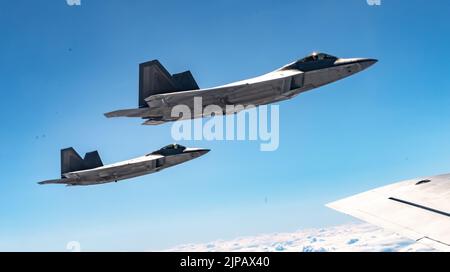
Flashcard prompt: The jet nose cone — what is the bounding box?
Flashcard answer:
[187,148,210,158]
[359,58,378,70]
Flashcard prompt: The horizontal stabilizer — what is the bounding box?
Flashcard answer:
[142,119,166,125]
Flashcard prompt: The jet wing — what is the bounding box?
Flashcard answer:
[327,174,450,251]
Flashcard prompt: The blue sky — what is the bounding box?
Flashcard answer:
[1,0,450,251]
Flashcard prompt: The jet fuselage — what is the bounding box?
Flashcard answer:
[105,53,377,125]
[39,145,209,186]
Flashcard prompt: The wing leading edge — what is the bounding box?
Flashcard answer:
[327,174,450,251]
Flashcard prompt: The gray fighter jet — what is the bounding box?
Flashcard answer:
[38,144,209,186]
[105,52,377,125]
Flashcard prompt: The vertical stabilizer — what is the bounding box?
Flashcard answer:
[60,148,103,177]
[138,60,200,108]
[61,148,84,177]
[139,60,177,108]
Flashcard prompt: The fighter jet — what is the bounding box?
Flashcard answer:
[327,173,450,251]
[38,144,209,186]
[105,52,377,125]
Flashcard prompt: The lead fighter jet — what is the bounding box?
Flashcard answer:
[38,144,209,186]
[105,52,377,125]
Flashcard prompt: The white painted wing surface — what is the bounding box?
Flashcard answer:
[327,174,450,251]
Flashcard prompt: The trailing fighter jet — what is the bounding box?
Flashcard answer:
[327,173,450,251]
[105,52,377,125]
[38,144,209,186]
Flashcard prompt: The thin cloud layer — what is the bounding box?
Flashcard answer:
[166,223,436,252]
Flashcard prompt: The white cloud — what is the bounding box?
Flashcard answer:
[165,223,436,252]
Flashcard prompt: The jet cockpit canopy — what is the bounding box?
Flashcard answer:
[280,52,338,71]
[149,144,187,156]
[299,52,338,63]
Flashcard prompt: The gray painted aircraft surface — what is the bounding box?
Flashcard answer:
[328,173,450,251]
[105,52,377,125]
[38,144,209,186]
